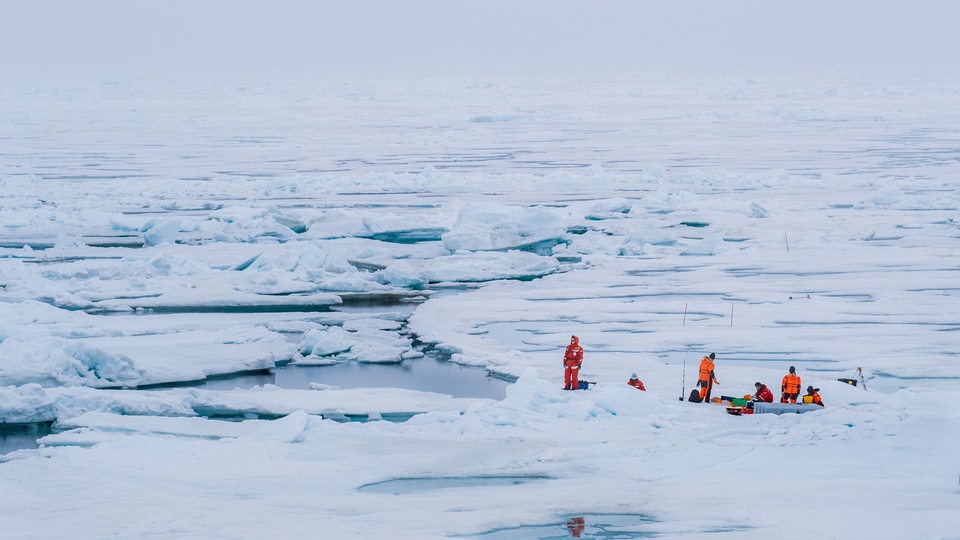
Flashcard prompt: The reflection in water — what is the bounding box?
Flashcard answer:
[198,357,512,400]
[469,513,658,539]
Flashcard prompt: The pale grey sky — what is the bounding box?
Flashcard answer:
[2,0,958,78]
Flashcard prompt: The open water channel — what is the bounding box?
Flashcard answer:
[0,296,512,455]
[1,358,510,456]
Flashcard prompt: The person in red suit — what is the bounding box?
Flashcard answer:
[562,335,584,390]
[753,382,774,402]
[627,373,646,391]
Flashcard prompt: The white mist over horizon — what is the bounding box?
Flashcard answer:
[3,0,959,80]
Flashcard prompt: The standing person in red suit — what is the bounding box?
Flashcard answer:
[563,335,584,390]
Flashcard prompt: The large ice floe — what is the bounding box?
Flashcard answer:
[1,71,959,539]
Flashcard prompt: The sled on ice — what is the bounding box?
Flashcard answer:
[726,402,823,415]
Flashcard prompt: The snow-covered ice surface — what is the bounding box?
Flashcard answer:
[2,71,960,539]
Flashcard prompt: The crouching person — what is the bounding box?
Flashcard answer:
[753,382,774,403]
[627,373,646,391]
[803,386,824,406]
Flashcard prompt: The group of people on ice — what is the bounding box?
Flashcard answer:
[561,335,824,407]
[692,352,824,406]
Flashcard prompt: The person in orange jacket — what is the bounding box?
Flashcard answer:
[781,366,802,403]
[805,386,824,406]
[562,335,584,390]
[697,353,720,403]
[753,382,774,403]
[627,373,646,391]
[697,352,719,402]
